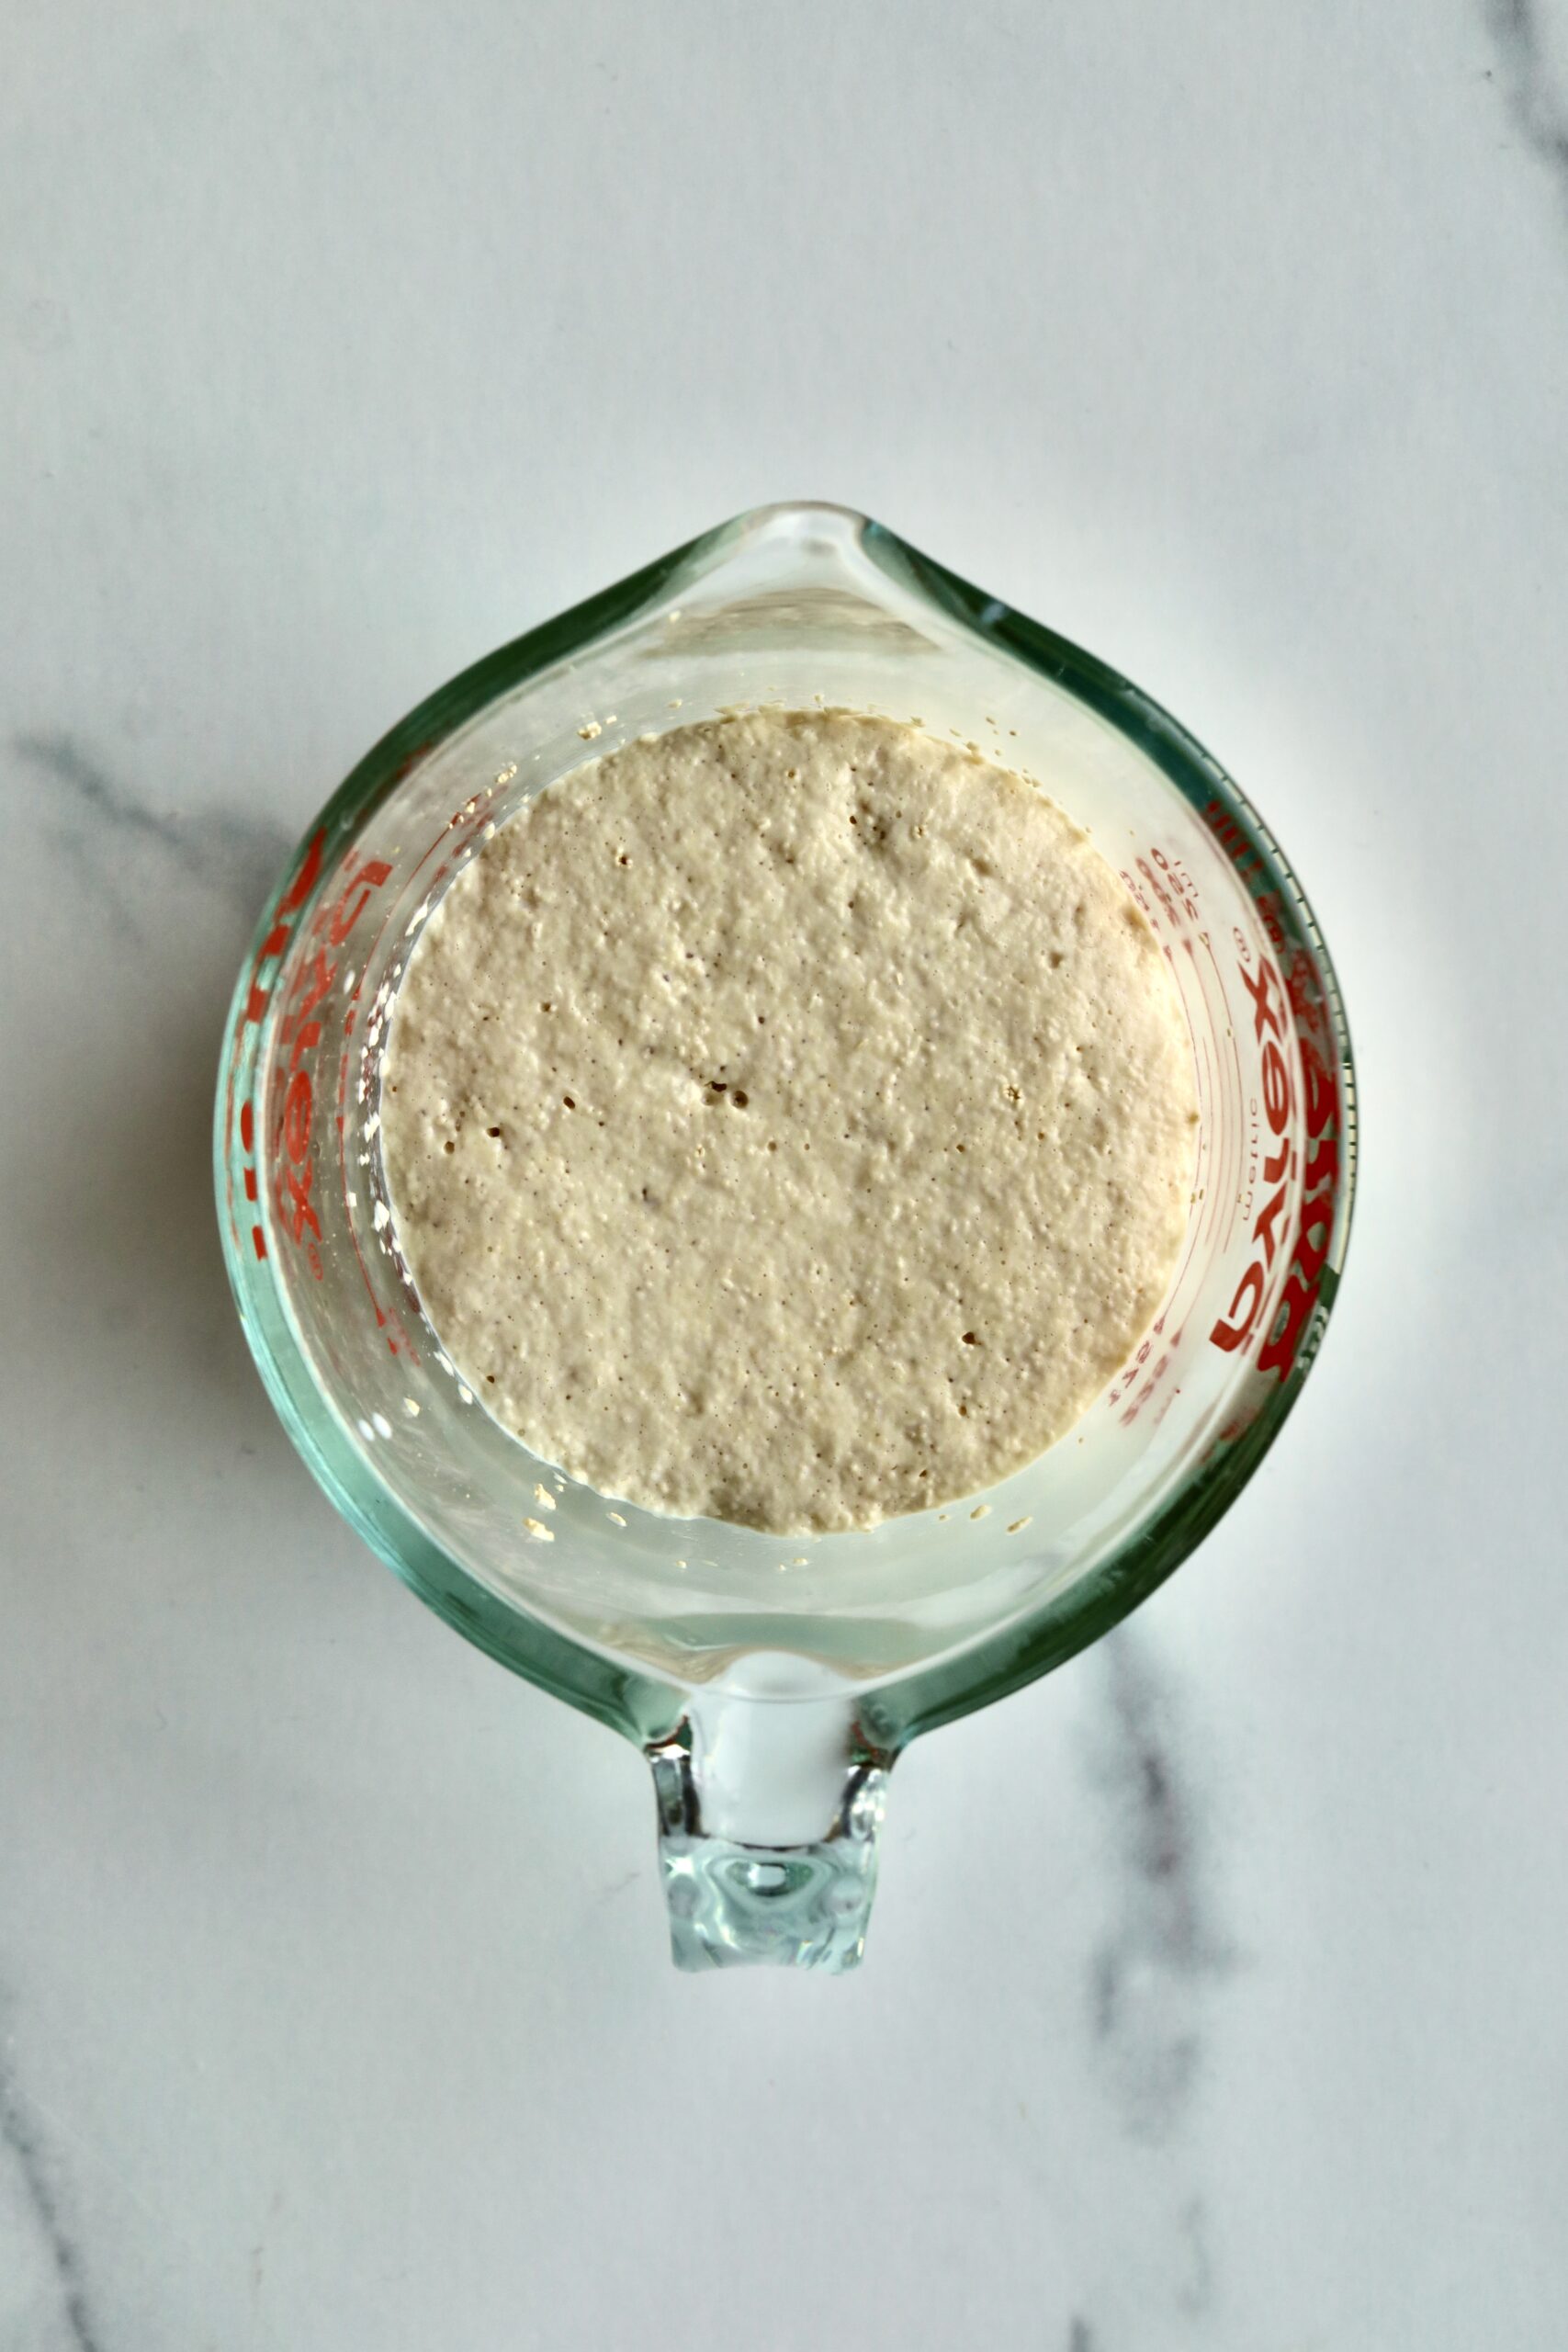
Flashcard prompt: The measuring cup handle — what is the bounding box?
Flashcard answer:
[644,1694,891,1972]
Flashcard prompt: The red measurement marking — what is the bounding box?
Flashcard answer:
[228,828,330,1262]
[258,774,499,1325]
[1119,1342,1175,1426]
[1106,873,1224,1408]
[341,786,495,1036]
[329,860,392,945]
[235,1096,265,1257]
[1199,799,1263,882]
[1196,929,1247,1251]
[1165,1034,1212,1307]
[1124,814,1348,1396]
[312,788,498,1354]
[243,830,325,1025]
[1122,847,1201,938]
[262,846,394,1281]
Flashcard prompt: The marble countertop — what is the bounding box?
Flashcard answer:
[5,4,1564,2345]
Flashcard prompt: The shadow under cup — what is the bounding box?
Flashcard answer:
[217,503,1354,1969]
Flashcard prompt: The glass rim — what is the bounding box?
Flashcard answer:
[215,500,1357,1752]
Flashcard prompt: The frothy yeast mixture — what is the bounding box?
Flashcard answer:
[381,710,1197,1534]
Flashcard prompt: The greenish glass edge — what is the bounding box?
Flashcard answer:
[275,528,719,879]
[855,524,1357,1747]
[214,502,1357,1760]
[217,1009,681,1746]
[213,531,729,1750]
[862,1283,1341,1749]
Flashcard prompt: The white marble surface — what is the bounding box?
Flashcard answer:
[4,3,1566,2344]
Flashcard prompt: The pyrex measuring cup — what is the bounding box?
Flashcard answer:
[215,503,1355,1972]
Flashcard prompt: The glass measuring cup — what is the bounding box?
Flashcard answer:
[214,503,1355,1971]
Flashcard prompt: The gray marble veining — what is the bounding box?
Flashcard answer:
[0,2038,103,2352]
[12,732,290,933]
[1487,0,1568,200]
[1087,1633,1231,2147]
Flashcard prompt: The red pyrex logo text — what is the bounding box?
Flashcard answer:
[1209,948,1339,1380]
